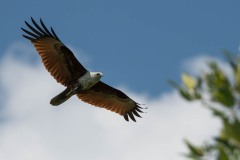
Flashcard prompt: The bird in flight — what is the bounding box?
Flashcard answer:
[21,18,144,122]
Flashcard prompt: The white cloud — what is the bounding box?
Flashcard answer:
[0,43,221,160]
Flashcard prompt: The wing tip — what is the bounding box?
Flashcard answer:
[21,17,61,41]
[123,103,145,122]
[22,34,34,41]
[124,114,129,121]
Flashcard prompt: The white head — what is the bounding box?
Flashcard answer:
[90,72,103,80]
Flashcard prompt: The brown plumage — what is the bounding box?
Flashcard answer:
[21,17,144,122]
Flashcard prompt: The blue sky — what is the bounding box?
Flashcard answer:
[1,0,240,96]
[0,1,239,160]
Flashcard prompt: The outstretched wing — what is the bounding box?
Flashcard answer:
[77,81,144,122]
[21,17,88,86]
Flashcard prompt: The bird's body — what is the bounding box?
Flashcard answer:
[21,18,144,122]
[77,72,103,90]
[50,71,103,106]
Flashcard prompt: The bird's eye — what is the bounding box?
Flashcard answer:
[96,73,100,76]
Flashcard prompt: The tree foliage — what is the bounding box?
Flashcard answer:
[170,50,240,160]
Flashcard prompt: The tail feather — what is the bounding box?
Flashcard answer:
[50,87,74,106]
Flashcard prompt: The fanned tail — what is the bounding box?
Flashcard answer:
[50,87,74,106]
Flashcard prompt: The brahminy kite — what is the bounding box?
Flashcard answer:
[21,18,144,122]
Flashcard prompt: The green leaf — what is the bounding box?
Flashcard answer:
[218,146,229,160]
[179,89,193,101]
[221,118,240,144]
[211,87,235,107]
[207,106,227,119]
[235,63,240,92]
[169,80,201,101]
[184,139,203,157]
[181,73,197,90]
[215,137,237,151]
[205,63,235,107]
[194,91,201,99]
